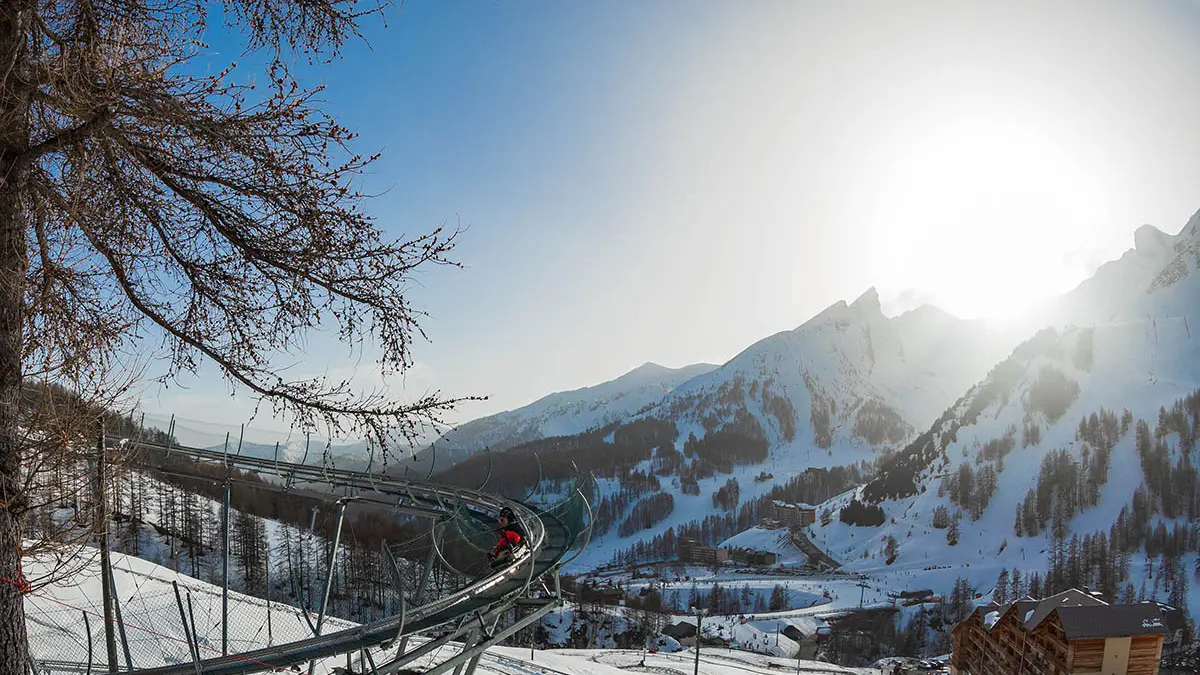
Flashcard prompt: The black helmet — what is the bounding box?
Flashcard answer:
[498,507,516,521]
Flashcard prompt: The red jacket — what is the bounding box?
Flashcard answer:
[492,527,522,556]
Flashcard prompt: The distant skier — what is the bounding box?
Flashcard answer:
[488,506,526,565]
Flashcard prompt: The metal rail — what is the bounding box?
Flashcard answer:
[97,436,592,675]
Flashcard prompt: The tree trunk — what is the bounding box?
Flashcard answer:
[0,2,32,672]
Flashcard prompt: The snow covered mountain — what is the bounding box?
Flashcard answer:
[444,210,1200,617]
[794,210,1200,613]
[521,293,1020,571]
[430,273,1026,480]
[554,210,1200,581]
[427,361,718,464]
[633,287,1018,467]
[1025,211,1200,328]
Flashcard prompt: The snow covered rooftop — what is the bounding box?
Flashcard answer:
[1021,588,1108,631]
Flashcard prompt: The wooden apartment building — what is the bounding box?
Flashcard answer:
[950,588,1169,675]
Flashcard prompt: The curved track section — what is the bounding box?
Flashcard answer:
[114,438,592,675]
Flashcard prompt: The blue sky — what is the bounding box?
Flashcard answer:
[140,0,1200,440]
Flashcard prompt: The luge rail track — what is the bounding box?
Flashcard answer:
[60,434,594,675]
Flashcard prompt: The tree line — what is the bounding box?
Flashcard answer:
[606,464,865,565]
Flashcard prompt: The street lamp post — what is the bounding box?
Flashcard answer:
[692,606,709,675]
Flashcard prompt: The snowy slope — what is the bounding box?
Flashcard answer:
[427,362,718,464]
[795,210,1200,616]
[637,288,1017,464]
[1026,209,1200,329]
[557,292,1015,569]
[568,210,1200,627]
[24,546,359,674]
[434,286,1013,476]
[23,546,872,675]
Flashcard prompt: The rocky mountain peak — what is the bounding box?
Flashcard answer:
[1133,224,1170,254]
[851,286,882,312]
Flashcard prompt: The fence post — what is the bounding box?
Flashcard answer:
[222,477,230,655]
[83,611,93,675]
[221,431,231,655]
[171,581,201,675]
[95,434,120,673]
[109,570,133,670]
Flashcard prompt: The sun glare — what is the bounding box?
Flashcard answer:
[867,116,1111,321]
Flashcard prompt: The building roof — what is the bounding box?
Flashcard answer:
[1021,588,1108,631]
[960,603,1002,631]
[663,622,696,638]
[1143,601,1188,632]
[771,500,816,510]
[966,600,1036,631]
[1001,600,1040,630]
[954,588,1171,642]
[1053,604,1171,640]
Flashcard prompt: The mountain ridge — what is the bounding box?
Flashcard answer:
[423,360,719,464]
[774,210,1200,623]
[541,210,1200,583]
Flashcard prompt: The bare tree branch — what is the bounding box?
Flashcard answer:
[0,3,475,666]
[18,109,111,168]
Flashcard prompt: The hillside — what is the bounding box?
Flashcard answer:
[429,282,1017,483]
[1032,212,1200,328]
[434,210,1200,596]
[23,541,872,675]
[24,545,360,673]
[424,361,718,464]
[635,287,1018,464]
[432,288,1017,570]
[797,211,1200,620]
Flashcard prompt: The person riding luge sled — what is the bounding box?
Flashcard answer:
[488,506,526,565]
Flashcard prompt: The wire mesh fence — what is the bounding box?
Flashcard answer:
[25,549,361,673]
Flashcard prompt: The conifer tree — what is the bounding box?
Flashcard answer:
[946,517,959,546]
[1028,572,1042,599]
[993,569,1010,604]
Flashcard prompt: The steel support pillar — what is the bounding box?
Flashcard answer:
[450,629,480,675]
[221,478,230,655]
[421,600,560,675]
[308,498,349,674]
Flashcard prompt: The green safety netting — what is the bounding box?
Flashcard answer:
[429,475,592,583]
[540,484,590,555]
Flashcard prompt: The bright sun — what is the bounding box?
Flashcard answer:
[867,116,1111,321]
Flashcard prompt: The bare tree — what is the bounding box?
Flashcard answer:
[0,0,477,669]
